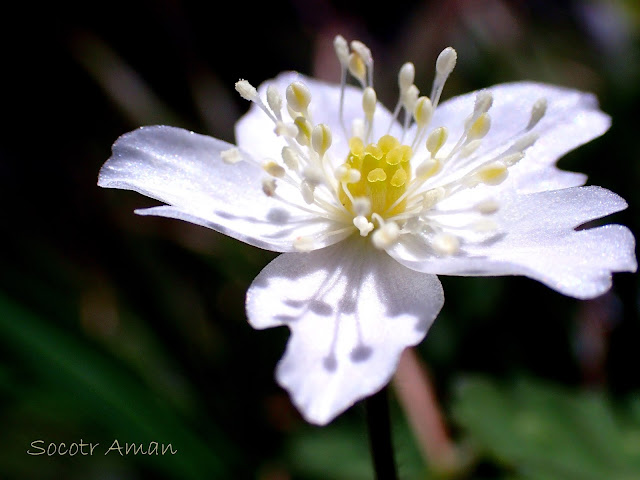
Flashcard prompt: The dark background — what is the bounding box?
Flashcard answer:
[2,1,639,479]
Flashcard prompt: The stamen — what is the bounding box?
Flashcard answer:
[300,180,315,204]
[372,221,400,249]
[388,62,416,133]
[414,96,434,127]
[527,97,547,130]
[266,85,283,119]
[351,40,373,87]
[334,35,349,138]
[311,124,332,157]
[262,177,277,196]
[474,161,508,185]
[431,47,457,108]
[432,232,460,255]
[281,147,300,171]
[333,35,350,66]
[399,62,415,92]
[411,96,433,148]
[348,52,367,86]
[467,113,491,140]
[473,90,493,116]
[274,122,297,137]
[294,116,312,146]
[476,199,500,214]
[262,160,285,178]
[422,188,446,210]
[286,82,312,114]
[426,127,448,156]
[221,147,243,165]
[362,87,377,142]
[235,79,258,101]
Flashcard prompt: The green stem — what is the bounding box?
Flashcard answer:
[365,386,398,480]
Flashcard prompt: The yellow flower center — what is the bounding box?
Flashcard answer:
[339,134,412,218]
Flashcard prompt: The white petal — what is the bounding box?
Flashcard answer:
[99,125,348,252]
[246,238,444,425]
[390,186,636,299]
[235,72,399,162]
[428,82,610,192]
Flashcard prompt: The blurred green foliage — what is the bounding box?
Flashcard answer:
[1,0,638,479]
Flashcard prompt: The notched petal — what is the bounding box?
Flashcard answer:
[245,238,444,425]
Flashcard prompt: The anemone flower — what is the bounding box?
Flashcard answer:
[98,36,636,426]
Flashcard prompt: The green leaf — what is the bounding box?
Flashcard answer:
[452,375,640,480]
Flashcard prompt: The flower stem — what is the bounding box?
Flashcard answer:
[365,385,398,480]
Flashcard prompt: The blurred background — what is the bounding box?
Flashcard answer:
[2,0,639,478]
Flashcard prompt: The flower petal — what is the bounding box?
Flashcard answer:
[246,238,444,425]
[427,82,610,192]
[99,125,350,252]
[390,186,636,299]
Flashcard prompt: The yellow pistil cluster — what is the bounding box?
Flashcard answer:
[339,134,412,219]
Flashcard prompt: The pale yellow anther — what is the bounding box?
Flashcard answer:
[414,96,433,126]
[334,35,349,66]
[426,127,448,155]
[335,165,361,183]
[262,177,277,196]
[527,97,547,130]
[416,158,441,179]
[262,160,285,178]
[235,79,257,101]
[303,165,325,186]
[477,161,508,185]
[221,147,243,165]
[362,87,377,119]
[367,168,387,182]
[348,52,367,84]
[300,180,315,204]
[274,121,297,137]
[435,47,457,77]
[432,233,460,255]
[501,152,525,167]
[350,40,372,66]
[468,113,491,140]
[354,215,374,236]
[311,124,332,156]
[422,187,445,209]
[398,62,415,91]
[372,222,400,249]
[266,85,282,115]
[294,116,312,146]
[402,85,419,111]
[281,147,300,170]
[474,90,493,115]
[286,82,312,113]
[476,199,500,215]
[390,168,408,187]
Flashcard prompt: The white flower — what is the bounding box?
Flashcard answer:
[98,36,637,425]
